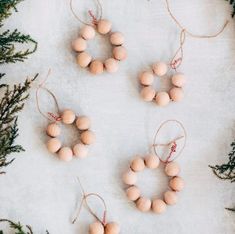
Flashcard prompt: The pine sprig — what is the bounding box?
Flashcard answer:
[226,0,235,17]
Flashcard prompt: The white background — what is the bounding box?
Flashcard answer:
[0,0,235,233]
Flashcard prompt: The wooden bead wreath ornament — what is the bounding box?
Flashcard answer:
[70,0,127,75]
[139,0,229,107]
[36,71,95,162]
[72,178,120,234]
[122,120,186,214]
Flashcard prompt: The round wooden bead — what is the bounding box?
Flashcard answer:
[46,123,61,137]
[81,25,95,40]
[104,58,119,73]
[61,110,76,124]
[77,52,92,68]
[105,222,120,234]
[139,71,154,86]
[58,147,73,162]
[89,221,104,234]
[122,170,137,185]
[169,177,184,191]
[165,162,180,177]
[130,157,145,172]
[152,62,168,76]
[136,197,151,212]
[72,37,87,52]
[110,32,124,46]
[126,186,141,201]
[73,143,88,158]
[97,19,112,34]
[113,46,127,61]
[144,154,160,169]
[89,60,104,75]
[152,199,167,214]
[172,73,186,87]
[155,92,170,106]
[76,116,91,130]
[140,87,156,102]
[80,130,95,145]
[47,138,61,153]
[170,87,184,102]
[164,191,178,205]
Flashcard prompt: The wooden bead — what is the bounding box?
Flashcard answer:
[122,170,137,185]
[113,46,127,61]
[144,154,160,169]
[73,143,88,158]
[130,157,145,172]
[170,87,184,102]
[165,162,180,177]
[164,190,178,205]
[80,130,95,145]
[126,186,140,201]
[46,123,61,137]
[140,87,155,102]
[97,19,112,34]
[61,110,76,124]
[139,71,154,86]
[89,221,104,234]
[72,37,87,52]
[77,52,92,68]
[76,116,91,130]
[110,32,124,46]
[81,25,95,40]
[89,60,104,75]
[152,199,167,214]
[155,92,170,106]
[105,222,120,234]
[58,147,73,162]
[104,58,119,73]
[47,138,61,153]
[172,73,186,87]
[152,62,168,76]
[169,177,184,191]
[136,197,151,212]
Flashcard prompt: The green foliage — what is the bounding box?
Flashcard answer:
[226,0,235,17]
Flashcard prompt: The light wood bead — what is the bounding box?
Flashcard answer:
[152,62,168,76]
[104,58,119,73]
[77,52,92,68]
[97,19,112,34]
[105,222,120,234]
[126,186,141,201]
[113,46,127,61]
[136,197,151,212]
[46,123,61,137]
[144,154,160,169]
[110,32,124,46]
[170,87,184,102]
[140,87,156,102]
[172,73,186,87]
[169,177,184,191]
[72,37,87,52]
[122,170,137,185]
[89,221,104,234]
[155,92,170,106]
[47,138,61,153]
[76,116,91,130]
[73,143,88,158]
[139,71,154,86]
[130,157,145,172]
[152,199,167,214]
[165,162,180,177]
[89,60,104,75]
[61,110,76,124]
[58,147,73,162]
[164,191,178,205]
[80,130,95,145]
[81,25,95,40]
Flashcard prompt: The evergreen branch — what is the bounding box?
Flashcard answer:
[225,0,235,17]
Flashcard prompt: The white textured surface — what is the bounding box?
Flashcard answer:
[1,0,235,233]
